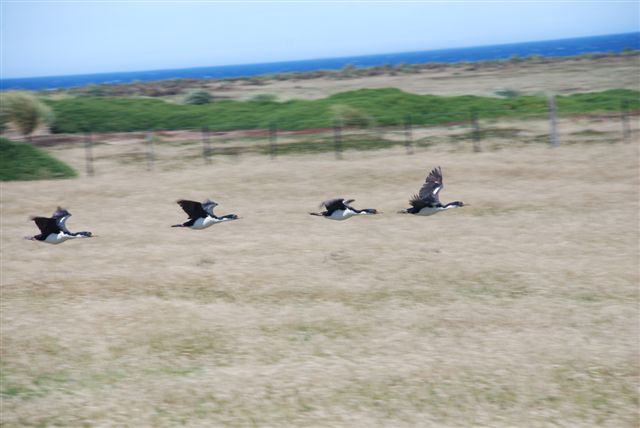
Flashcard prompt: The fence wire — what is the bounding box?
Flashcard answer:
[25,107,639,176]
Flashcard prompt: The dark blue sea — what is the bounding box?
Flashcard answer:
[2,32,638,91]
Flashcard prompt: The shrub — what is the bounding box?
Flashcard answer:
[183,89,213,105]
[0,92,54,138]
[251,94,278,104]
[331,104,376,128]
[494,88,521,98]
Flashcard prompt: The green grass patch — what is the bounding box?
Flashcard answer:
[0,137,77,181]
[45,88,640,134]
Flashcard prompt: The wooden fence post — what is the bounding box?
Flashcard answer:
[404,114,414,155]
[269,123,277,159]
[548,95,559,147]
[333,121,343,160]
[83,132,94,177]
[202,126,212,164]
[621,100,631,144]
[471,109,481,152]
[146,129,155,171]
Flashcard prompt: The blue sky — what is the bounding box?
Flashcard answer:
[1,1,638,78]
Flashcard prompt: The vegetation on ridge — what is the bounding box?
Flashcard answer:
[45,88,639,134]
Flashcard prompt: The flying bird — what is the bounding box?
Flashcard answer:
[309,198,379,221]
[172,199,238,229]
[26,207,93,244]
[399,167,465,215]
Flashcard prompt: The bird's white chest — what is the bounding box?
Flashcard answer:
[416,206,441,216]
[44,232,73,244]
[191,216,219,229]
[328,209,357,221]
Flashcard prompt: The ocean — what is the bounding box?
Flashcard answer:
[2,32,638,91]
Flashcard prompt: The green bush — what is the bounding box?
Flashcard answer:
[183,89,213,105]
[251,94,278,104]
[0,137,77,181]
[494,88,521,98]
[331,104,376,128]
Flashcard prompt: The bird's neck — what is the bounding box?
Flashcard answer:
[215,214,238,222]
[69,231,92,238]
[355,208,377,215]
[442,201,463,210]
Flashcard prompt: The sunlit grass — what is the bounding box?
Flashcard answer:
[1,139,638,426]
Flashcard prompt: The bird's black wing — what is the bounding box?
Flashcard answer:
[413,166,443,205]
[177,200,207,219]
[321,198,348,214]
[31,216,60,235]
[409,196,429,210]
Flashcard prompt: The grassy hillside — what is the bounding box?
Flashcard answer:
[0,138,77,181]
[46,88,639,133]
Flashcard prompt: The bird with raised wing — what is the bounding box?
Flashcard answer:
[26,207,93,244]
[399,167,465,215]
[172,199,239,229]
[310,198,379,221]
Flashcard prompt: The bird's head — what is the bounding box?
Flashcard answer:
[360,208,380,215]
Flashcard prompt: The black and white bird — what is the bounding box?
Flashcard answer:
[309,198,379,221]
[399,167,465,215]
[172,199,239,229]
[26,207,93,244]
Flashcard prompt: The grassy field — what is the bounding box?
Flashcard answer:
[1,135,638,426]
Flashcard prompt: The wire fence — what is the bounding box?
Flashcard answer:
[27,103,638,176]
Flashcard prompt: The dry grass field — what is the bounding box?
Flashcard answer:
[1,126,638,426]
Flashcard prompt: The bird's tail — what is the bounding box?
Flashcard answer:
[171,224,185,228]
[309,212,323,216]
[397,209,409,214]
